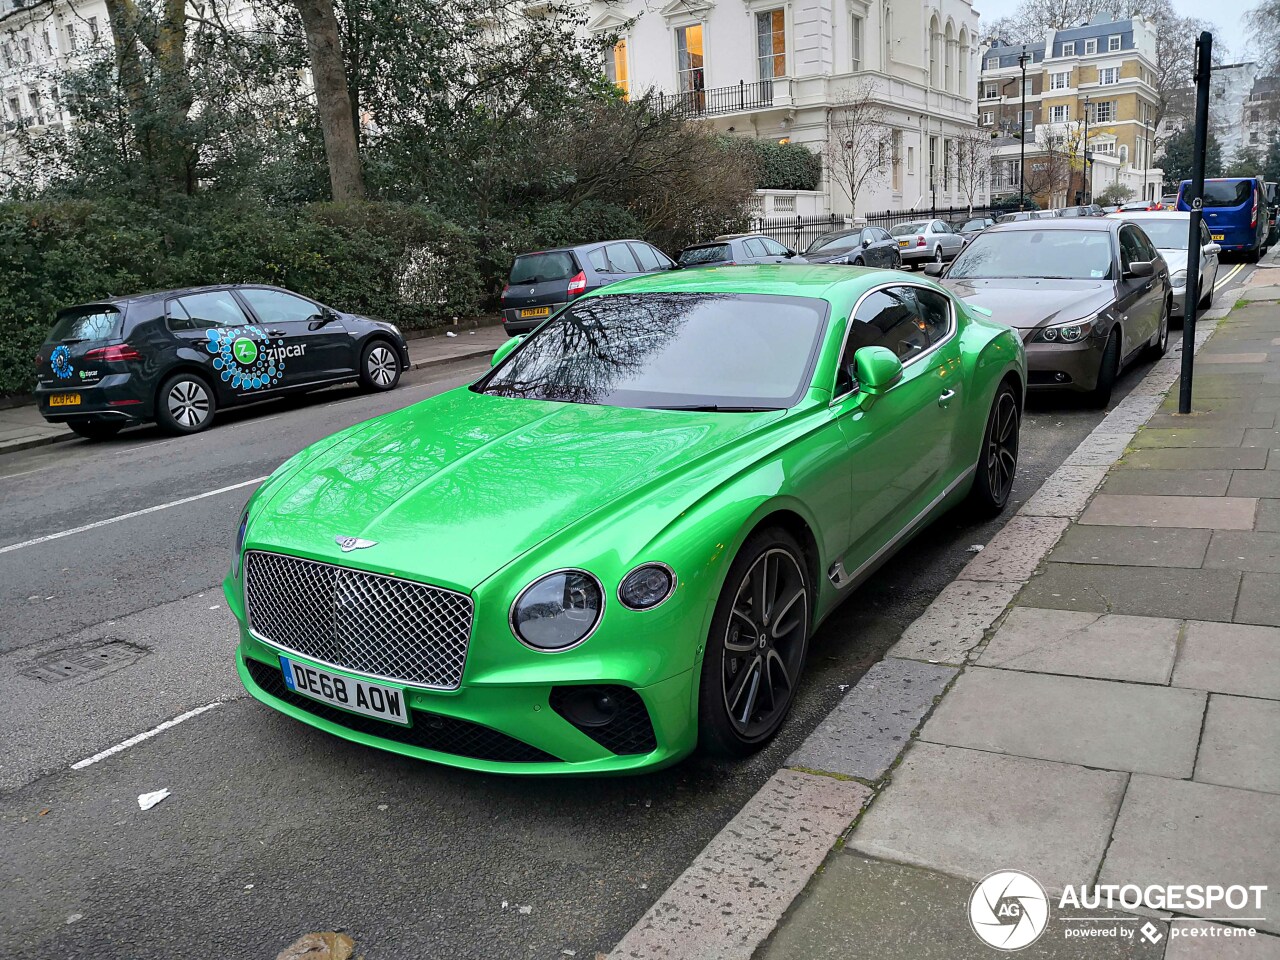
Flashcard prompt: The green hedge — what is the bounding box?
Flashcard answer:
[732,138,823,192]
[0,199,484,396]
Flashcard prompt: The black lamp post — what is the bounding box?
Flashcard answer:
[1082,94,1090,204]
[1018,45,1030,210]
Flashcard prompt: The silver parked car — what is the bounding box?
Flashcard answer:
[1107,211,1220,321]
[889,218,967,268]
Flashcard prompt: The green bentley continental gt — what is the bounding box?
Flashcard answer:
[225,265,1025,774]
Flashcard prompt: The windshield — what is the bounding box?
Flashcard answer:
[678,244,731,265]
[1123,218,1190,248]
[959,219,987,231]
[510,252,577,284]
[474,292,828,410]
[49,306,122,343]
[948,230,1114,280]
[806,232,858,255]
[891,222,927,236]
[1196,180,1253,208]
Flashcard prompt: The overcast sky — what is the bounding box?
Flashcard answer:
[975,0,1249,63]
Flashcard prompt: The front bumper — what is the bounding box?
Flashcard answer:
[235,638,696,775]
[34,373,152,425]
[1023,336,1107,392]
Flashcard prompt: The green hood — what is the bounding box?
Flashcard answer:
[250,388,779,592]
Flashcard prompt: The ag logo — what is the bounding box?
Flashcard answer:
[968,870,1049,951]
[335,536,377,552]
[231,337,259,366]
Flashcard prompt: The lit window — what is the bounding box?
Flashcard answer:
[604,39,629,98]
[676,24,705,96]
[756,10,786,81]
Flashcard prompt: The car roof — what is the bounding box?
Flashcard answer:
[516,241,646,256]
[984,219,1117,233]
[62,282,288,308]
[1109,210,1191,220]
[579,263,900,299]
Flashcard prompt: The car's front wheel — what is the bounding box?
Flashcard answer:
[156,373,216,435]
[359,340,402,392]
[698,528,811,758]
[1147,298,1170,359]
[968,382,1020,516]
[1088,329,1121,408]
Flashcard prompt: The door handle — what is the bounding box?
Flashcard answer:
[267,329,286,337]
[938,389,956,407]
[1143,283,1153,291]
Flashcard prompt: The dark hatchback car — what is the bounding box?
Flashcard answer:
[676,234,807,270]
[35,284,409,439]
[500,240,675,334]
[802,226,902,267]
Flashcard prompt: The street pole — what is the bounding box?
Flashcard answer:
[1082,95,1090,205]
[1018,46,1029,210]
[1179,31,1212,416]
[1143,119,1151,202]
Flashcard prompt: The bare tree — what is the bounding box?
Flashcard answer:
[1022,127,1072,205]
[823,82,892,216]
[952,129,994,211]
[294,0,365,201]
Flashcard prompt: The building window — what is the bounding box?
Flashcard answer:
[1022,110,1034,128]
[1108,35,1121,51]
[87,17,99,40]
[1023,79,1034,97]
[851,15,863,71]
[986,57,999,70]
[1050,104,1069,123]
[675,24,705,96]
[929,136,937,184]
[1084,38,1097,54]
[20,37,31,63]
[907,145,915,173]
[1061,41,1075,56]
[604,39,629,97]
[982,110,994,124]
[892,130,903,190]
[1252,131,1261,143]
[929,17,940,88]
[1050,71,1070,90]
[1093,141,1115,155]
[942,138,951,186]
[1093,100,1116,123]
[1098,67,1118,85]
[756,10,786,81]
[42,30,53,57]
[1118,144,1128,163]
[982,82,999,99]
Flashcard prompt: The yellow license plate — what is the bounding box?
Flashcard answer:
[1211,233,1224,241]
[49,393,81,407]
[520,307,551,319]
[898,240,910,247]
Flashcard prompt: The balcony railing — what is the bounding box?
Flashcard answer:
[656,79,781,118]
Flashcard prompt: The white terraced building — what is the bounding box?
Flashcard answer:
[589,0,988,219]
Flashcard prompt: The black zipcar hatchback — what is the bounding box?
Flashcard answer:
[35,284,410,440]
[802,226,902,267]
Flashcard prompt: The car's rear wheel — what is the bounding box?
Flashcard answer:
[1147,298,1170,359]
[851,256,864,266]
[967,383,1020,516]
[1088,329,1121,408]
[698,528,810,758]
[68,420,124,441]
[156,373,216,434]
[933,246,944,264]
[359,340,401,392]
[1200,278,1214,308]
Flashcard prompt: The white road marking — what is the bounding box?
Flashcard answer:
[0,476,266,555]
[70,701,227,770]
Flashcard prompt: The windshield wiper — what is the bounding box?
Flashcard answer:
[644,404,779,412]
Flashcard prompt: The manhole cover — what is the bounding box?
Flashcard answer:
[21,641,146,684]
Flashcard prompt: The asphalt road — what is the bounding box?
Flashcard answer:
[0,265,1255,960]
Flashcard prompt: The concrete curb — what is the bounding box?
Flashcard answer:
[605,284,1250,960]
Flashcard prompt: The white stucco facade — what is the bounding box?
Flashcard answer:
[590,0,987,217]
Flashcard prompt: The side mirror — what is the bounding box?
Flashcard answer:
[491,335,524,367]
[854,346,904,396]
[1204,243,1221,255]
[923,262,946,277]
[862,238,872,248]
[784,247,797,258]
[1126,261,1155,278]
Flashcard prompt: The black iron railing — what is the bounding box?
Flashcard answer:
[658,79,780,118]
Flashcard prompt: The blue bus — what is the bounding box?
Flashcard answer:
[1177,177,1269,262]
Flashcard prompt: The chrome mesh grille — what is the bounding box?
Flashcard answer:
[244,551,472,689]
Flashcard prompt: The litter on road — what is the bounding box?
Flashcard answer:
[137,789,170,811]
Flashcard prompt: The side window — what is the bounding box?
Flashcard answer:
[854,287,931,362]
[874,227,892,242]
[629,242,663,272]
[604,243,641,273]
[761,237,790,256]
[1118,227,1145,271]
[171,291,249,330]
[238,289,322,325]
[1136,231,1159,262]
[166,299,198,332]
[1201,221,1212,246]
[900,287,952,343]
[860,229,877,245]
[587,247,610,272]
[744,238,771,258]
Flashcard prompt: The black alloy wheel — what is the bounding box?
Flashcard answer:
[968,383,1020,516]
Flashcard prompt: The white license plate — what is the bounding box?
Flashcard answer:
[279,656,409,726]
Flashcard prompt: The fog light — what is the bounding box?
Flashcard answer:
[618,563,676,610]
[555,687,618,727]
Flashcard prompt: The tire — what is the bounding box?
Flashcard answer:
[359,339,401,392]
[967,382,1020,517]
[698,528,811,759]
[933,246,944,264]
[1087,329,1121,409]
[1146,298,1170,359]
[156,372,216,435]
[1246,246,1261,264]
[1200,279,1214,308]
[68,420,124,441]
[851,257,864,266]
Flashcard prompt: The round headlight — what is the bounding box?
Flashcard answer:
[1058,323,1087,343]
[1170,269,1187,287]
[618,563,676,611]
[1041,327,1059,342]
[510,570,604,651]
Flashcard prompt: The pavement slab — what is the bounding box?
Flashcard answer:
[1194,694,1280,794]
[1099,776,1280,935]
[1237,573,1280,626]
[1205,531,1280,573]
[1064,432,1134,466]
[606,770,870,960]
[786,658,956,781]
[1131,427,1247,448]
[1120,447,1270,470]
[1172,620,1280,700]
[1227,471,1280,499]
[886,580,1022,665]
[1017,563,1241,622]
[957,516,1069,582]
[1099,469,1233,497]
[1079,495,1257,530]
[1050,525,1211,568]
[1258,500,1280,532]
[920,668,1204,777]
[850,742,1127,891]
[1147,412,1276,430]
[757,853,1166,960]
[976,607,1179,684]
[1165,922,1280,959]
[1019,465,1110,518]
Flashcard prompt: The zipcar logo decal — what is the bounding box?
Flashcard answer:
[204,326,303,390]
